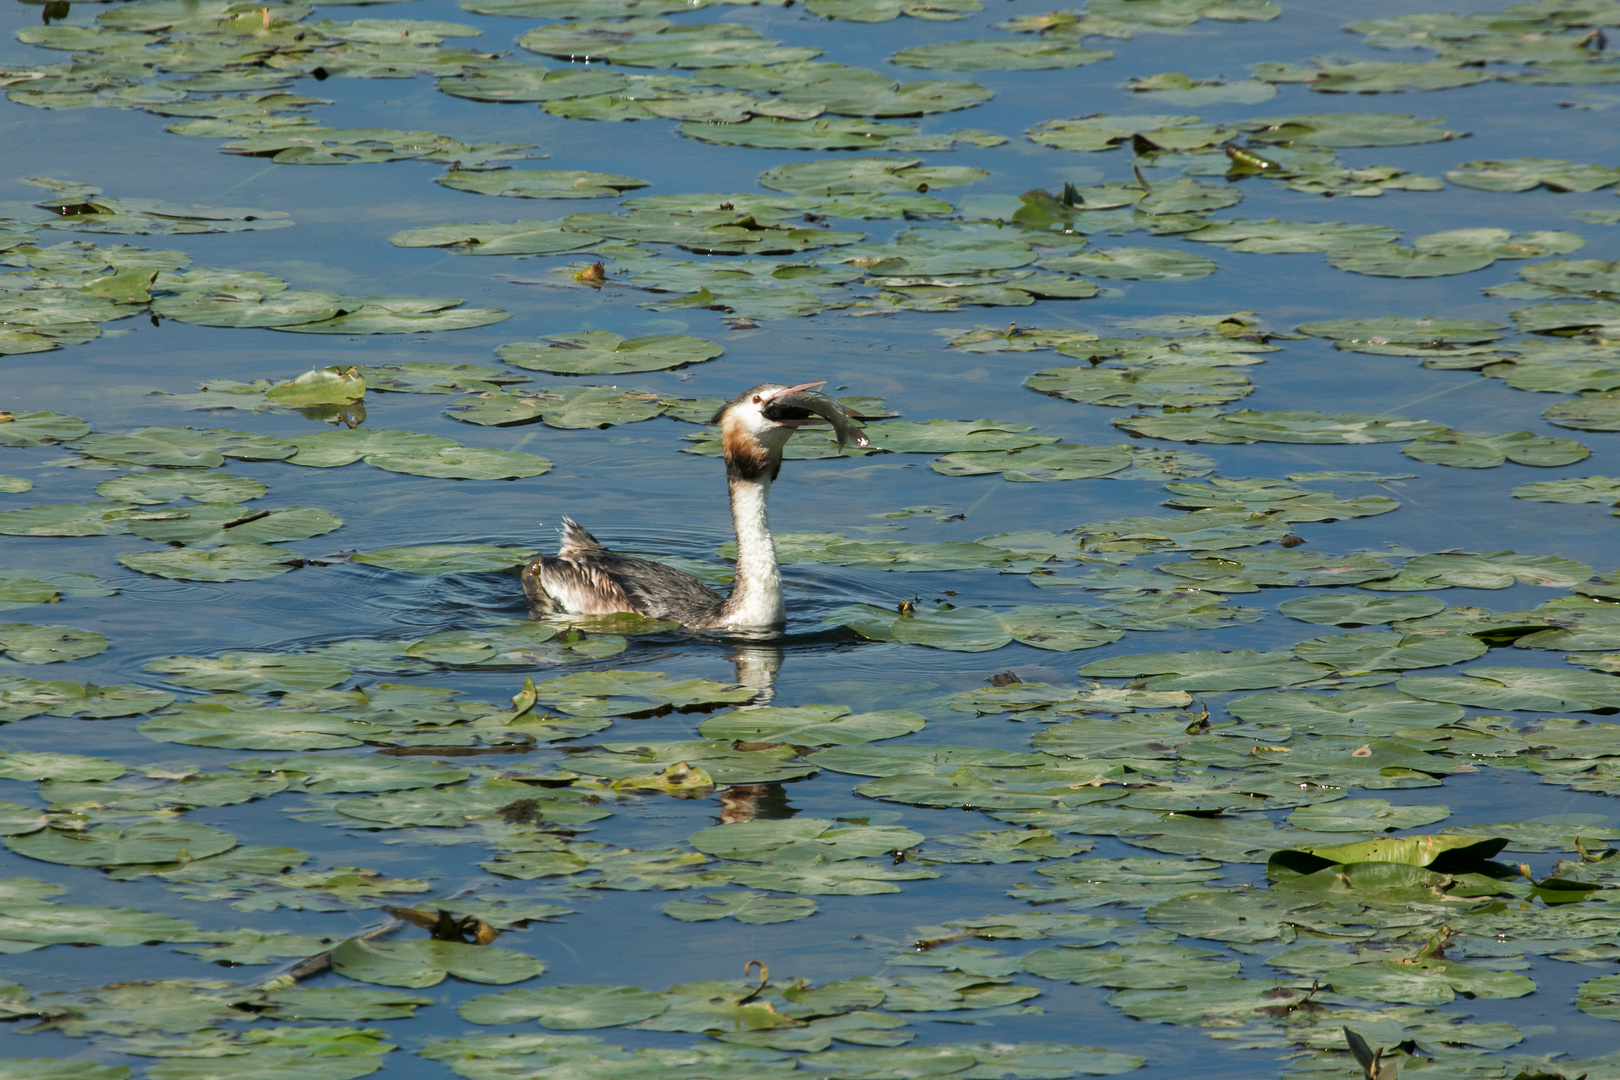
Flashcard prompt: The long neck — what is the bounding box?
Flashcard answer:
[720,474,783,629]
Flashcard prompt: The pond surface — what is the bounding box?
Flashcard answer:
[4,0,1620,1075]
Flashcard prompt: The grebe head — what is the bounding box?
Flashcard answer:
[710,382,869,482]
[712,381,870,445]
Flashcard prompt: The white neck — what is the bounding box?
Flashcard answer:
[721,475,784,630]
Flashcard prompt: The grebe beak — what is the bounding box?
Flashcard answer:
[761,384,870,448]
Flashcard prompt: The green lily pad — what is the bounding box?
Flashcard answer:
[866,418,1052,453]
[892,40,1113,70]
[829,604,1125,653]
[1512,476,1620,505]
[1237,112,1465,148]
[529,670,755,717]
[1116,409,1450,445]
[390,220,605,256]
[760,156,986,195]
[143,652,350,693]
[664,892,819,924]
[0,410,91,446]
[1298,315,1508,346]
[438,169,649,199]
[1079,649,1332,691]
[1286,799,1451,833]
[1292,630,1488,672]
[122,503,343,547]
[0,623,108,665]
[498,332,722,375]
[1398,667,1620,712]
[72,427,295,469]
[0,503,136,537]
[1039,247,1217,281]
[1278,594,1446,627]
[1546,392,1620,432]
[1445,158,1620,193]
[1026,365,1250,407]
[119,545,302,582]
[448,386,664,429]
[1575,975,1620,1020]
[1402,430,1589,468]
[519,18,821,69]
[697,706,924,745]
[460,985,668,1027]
[4,821,236,867]
[94,472,266,505]
[931,444,1133,481]
[350,545,536,573]
[0,570,114,611]
[331,938,543,988]
[1026,114,1227,153]
[138,705,389,751]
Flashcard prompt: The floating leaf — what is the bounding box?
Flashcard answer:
[892,39,1112,70]
[498,332,722,375]
[460,985,668,1027]
[143,652,350,693]
[331,938,543,988]
[1546,392,1620,432]
[663,892,818,924]
[94,472,266,506]
[390,220,605,256]
[697,706,924,745]
[0,623,108,665]
[351,545,535,574]
[1399,667,1620,712]
[1079,650,1331,691]
[829,604,1125,653]
[1278,594,1446,627]
[438,169,649,199]
[1445,158,1620,193]
[4,821,236,867]
[931,444,1132,481]
[1402,430,1589,468]
[119,545,302,582]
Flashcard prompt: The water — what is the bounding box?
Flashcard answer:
[4,0,1620,1074]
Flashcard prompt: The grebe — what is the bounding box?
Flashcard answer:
[520,382,868,636]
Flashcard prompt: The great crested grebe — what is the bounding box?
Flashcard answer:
[520,381,868,636]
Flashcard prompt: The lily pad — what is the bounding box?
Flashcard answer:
[350,545,535,574]
[119,545,302,582]
[0,624,108,665]
[498,332,722,375]
[331,938,543,988]
[892,40,1114,71]
[143,652,350,693]
[1398,667,1620,712]
[697,706,925,745]
[1445,158,1620,193]
[460,985,668,1028]
[94,472,266,506]
[1039,247,1217,281]
[664,892,819,924]
[4,821,236,867]
[438,169,649,199]
[390,220,605,256]
[1079,650,1332,691]
[1278,594,1446,627]
[829,605,1125,653]
[1402,430,1589,468]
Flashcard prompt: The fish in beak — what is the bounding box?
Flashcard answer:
[761,382,871,448]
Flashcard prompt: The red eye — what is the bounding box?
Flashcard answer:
[753,395,762,403]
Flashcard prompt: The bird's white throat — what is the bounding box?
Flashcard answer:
[722,475,784,630]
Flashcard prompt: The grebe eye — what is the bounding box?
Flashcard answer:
[752,395,762,403]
